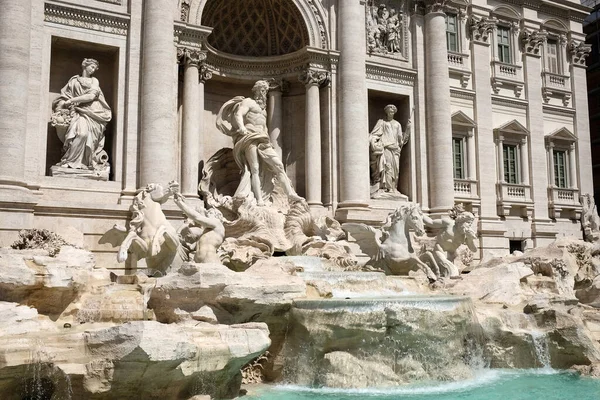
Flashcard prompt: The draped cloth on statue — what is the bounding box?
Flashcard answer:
[369,118,404,192]
[216,96,278,202]
[53,76,112,169]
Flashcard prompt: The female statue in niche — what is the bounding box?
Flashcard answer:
[369,104,411,199]
[50,58,112,179]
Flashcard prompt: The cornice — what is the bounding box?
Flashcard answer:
[450,88,476,100]
[173,22,213,49]
[542,104,576,116]
[44,1,129,36]
[365,61,417,86]
[205,46,339,79]
[491,96,528,109]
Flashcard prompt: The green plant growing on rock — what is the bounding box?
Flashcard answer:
[10,229,73,257]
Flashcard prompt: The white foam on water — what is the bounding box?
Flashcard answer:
[530,331,552,370]
[272,369,564,397]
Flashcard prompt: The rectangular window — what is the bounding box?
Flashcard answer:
[546,39,559,74]
[453,137,465,179]
[553,150,567,188]
[503,144,519,184]
[497,26,511,64]
[446,14,458,52]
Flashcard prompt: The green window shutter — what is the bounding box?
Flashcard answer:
[503,144,519,184]
[554,150,567,188]
[453,138,464,179]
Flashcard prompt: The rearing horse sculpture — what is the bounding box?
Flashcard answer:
[342,204,437,282]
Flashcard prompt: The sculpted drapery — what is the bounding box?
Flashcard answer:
[52,58,112,171]
[369,104,410,196]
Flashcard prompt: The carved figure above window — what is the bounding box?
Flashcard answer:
[366,1,407,57]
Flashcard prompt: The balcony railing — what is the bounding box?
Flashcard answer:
[454,179,478,197]
[497,182,532,202]
[491,61,523,82]
[548,187,579,206]
[448,51,469,68]
[542,72,570,91]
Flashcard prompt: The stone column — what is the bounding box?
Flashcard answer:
[569,40,593,195]
[300,69,328,208]
[267,81,285,159]
[336,0,370,214]
[139,0,177,187]
[467,131,476,180]
[0,0,31,182]
[523,28,550,221]
[569,143,577,189]
[424,0,453,214]
[179,48,205,197]
[520,138,529,185]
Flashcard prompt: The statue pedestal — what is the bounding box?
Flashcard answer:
[50,165,109,181]
[368,197,411,225]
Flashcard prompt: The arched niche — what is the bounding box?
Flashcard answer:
[189,0,329,51]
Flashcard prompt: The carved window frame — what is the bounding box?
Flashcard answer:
[494,120,530,185]
[490,7,522,68]
[542,29,568,76]
[545,128,578,190]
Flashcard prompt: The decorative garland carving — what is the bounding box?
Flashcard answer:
[468,16,497,44]
[568,40,592,66]
[44,2,129,36]
[520,28,547,55]
[180,0,191,22]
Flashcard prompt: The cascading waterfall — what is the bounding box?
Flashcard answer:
[530,331,552,369]
[20,339,72,400]
[281,296,486,389]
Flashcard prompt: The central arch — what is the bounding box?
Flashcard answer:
[189,0,329,51]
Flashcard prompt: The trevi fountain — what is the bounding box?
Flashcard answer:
[2,0,600,399]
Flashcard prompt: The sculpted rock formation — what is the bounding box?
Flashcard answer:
[0,246,273,399]
[342,204,438,281]
[369,104,411,199]
[50,58,112,180]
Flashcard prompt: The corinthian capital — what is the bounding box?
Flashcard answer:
[521,28,547,55]
[176,47,207,67]
[421,0,447,13]
[568,40,592,66]
[299,69,329,87]
[468,16,497,44]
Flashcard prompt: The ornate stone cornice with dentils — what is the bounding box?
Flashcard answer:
[205,47,338,80]
[521,28,547,56]
[299,69,329,87]
[44,2,129,36]
[568,40,592,66]
[173,22,212,50]
[365,62,416,86]
[468,16,497,44]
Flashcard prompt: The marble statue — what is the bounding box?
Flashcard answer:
[369,104,410,198]
[174,192,225,264]
[420,205,478,278]
[100,182,179,273]
[216,80,302,206]
[581,194,600,242]
[342,204,438,281]
[50,58,112,180]
[366,3,403,54]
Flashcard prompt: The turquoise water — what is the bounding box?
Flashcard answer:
[247,370,600,400]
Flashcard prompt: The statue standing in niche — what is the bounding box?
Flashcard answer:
[216,80,303,206]
[50,58,112,180]
[369,104,411,199]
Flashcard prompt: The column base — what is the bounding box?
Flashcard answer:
[335,201,379,224]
